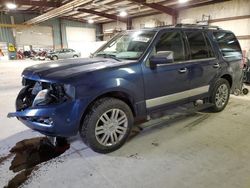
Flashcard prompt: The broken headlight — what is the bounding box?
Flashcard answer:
[31,84,75,107]
[32,89,51,107]
[63,84,75,100]
[18,79,76,109]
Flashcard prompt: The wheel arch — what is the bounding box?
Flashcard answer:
[79,90,136,131]
[52,55,58,60]
[221,74,232,88]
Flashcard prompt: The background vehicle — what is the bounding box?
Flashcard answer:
[47,48,81,60]
[8,25,243,153]
[33,50,47,61]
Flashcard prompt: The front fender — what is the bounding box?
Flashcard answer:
[74,63,146,117]
[95,78,139,99]
[77,77,143,102]
[75,76,146,118]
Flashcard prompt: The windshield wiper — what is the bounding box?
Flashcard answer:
[95,53,121,62]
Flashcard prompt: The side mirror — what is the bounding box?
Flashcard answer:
[149,51,174,68]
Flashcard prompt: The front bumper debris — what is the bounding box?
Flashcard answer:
[8,78,90,137]
[7,100,86,137]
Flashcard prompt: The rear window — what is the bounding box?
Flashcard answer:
[213,32,242,61]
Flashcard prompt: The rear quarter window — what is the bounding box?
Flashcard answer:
[213,32,242,61]
[186,31,212,60]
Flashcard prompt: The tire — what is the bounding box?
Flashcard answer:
[234,89,240,96]
[242,88,249,95]
[210,78,230,112]
[73,55,78,58]
[80,97,134,153]
[52,56,58,60]
[16,85,33,111]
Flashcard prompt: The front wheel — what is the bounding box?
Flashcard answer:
[210,78,230,112]
[80,97,134,153]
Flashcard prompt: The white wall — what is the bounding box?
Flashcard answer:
[66,26,97,57]
[212,19,250,54]
[178,0,250,55]
[102,21,127,41]
[132,14,173,29]
[178,0,250,21]
[102,14,173,41]
[102,0,250,56]
[102,14,173,32]
[102,21,127,31]
[15,26,53,50]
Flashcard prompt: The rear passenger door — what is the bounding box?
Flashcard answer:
[184,31,219,96]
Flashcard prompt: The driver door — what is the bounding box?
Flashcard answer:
[142,30,191,112]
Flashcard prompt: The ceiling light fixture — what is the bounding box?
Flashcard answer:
[119,11,127,17]
[88,19,94,24]
[178,0,188,3]
[6,2,17,9]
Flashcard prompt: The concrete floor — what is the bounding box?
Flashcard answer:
[1,60,250,188]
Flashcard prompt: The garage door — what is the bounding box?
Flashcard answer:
[16,26,53,50]
[66,27,97,57]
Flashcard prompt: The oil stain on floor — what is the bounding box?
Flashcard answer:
[0,153,14,166]
[4,137,70,188]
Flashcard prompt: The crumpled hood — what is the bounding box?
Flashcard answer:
[22,58,131,83]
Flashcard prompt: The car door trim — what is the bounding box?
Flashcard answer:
[146,85,209,108]
[156,57,217,67]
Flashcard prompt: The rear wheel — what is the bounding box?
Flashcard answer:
[210,78,230,112]
[52,55,58,60]
[80,97,134,153]
[73,55,78,58]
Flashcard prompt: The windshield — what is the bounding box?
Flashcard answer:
[94,30,156,60]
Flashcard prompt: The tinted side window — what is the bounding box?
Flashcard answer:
[155,32,185,61]
[213,32,242,61]
[186,31,210,59]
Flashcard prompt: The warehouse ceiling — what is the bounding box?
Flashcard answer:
[0,0,230,24]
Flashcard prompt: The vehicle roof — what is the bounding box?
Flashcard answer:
[129,25,232,33]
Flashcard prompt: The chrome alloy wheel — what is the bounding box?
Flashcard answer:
[215,84,229,109]
[95,109,128,146]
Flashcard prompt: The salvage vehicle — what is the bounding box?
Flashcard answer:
[47,48,80,60]
[8,25,243,153]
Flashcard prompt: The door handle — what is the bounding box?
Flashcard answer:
[178,68,187,73]
[213,63,220,68]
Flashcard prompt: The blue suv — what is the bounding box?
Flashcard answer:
[8,25,243,153]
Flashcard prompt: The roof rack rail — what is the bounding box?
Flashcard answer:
[175,24,221,30]
[152,24,175,28]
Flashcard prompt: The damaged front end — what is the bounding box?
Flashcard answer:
[7,77,81,137]
[15,79,75,112]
